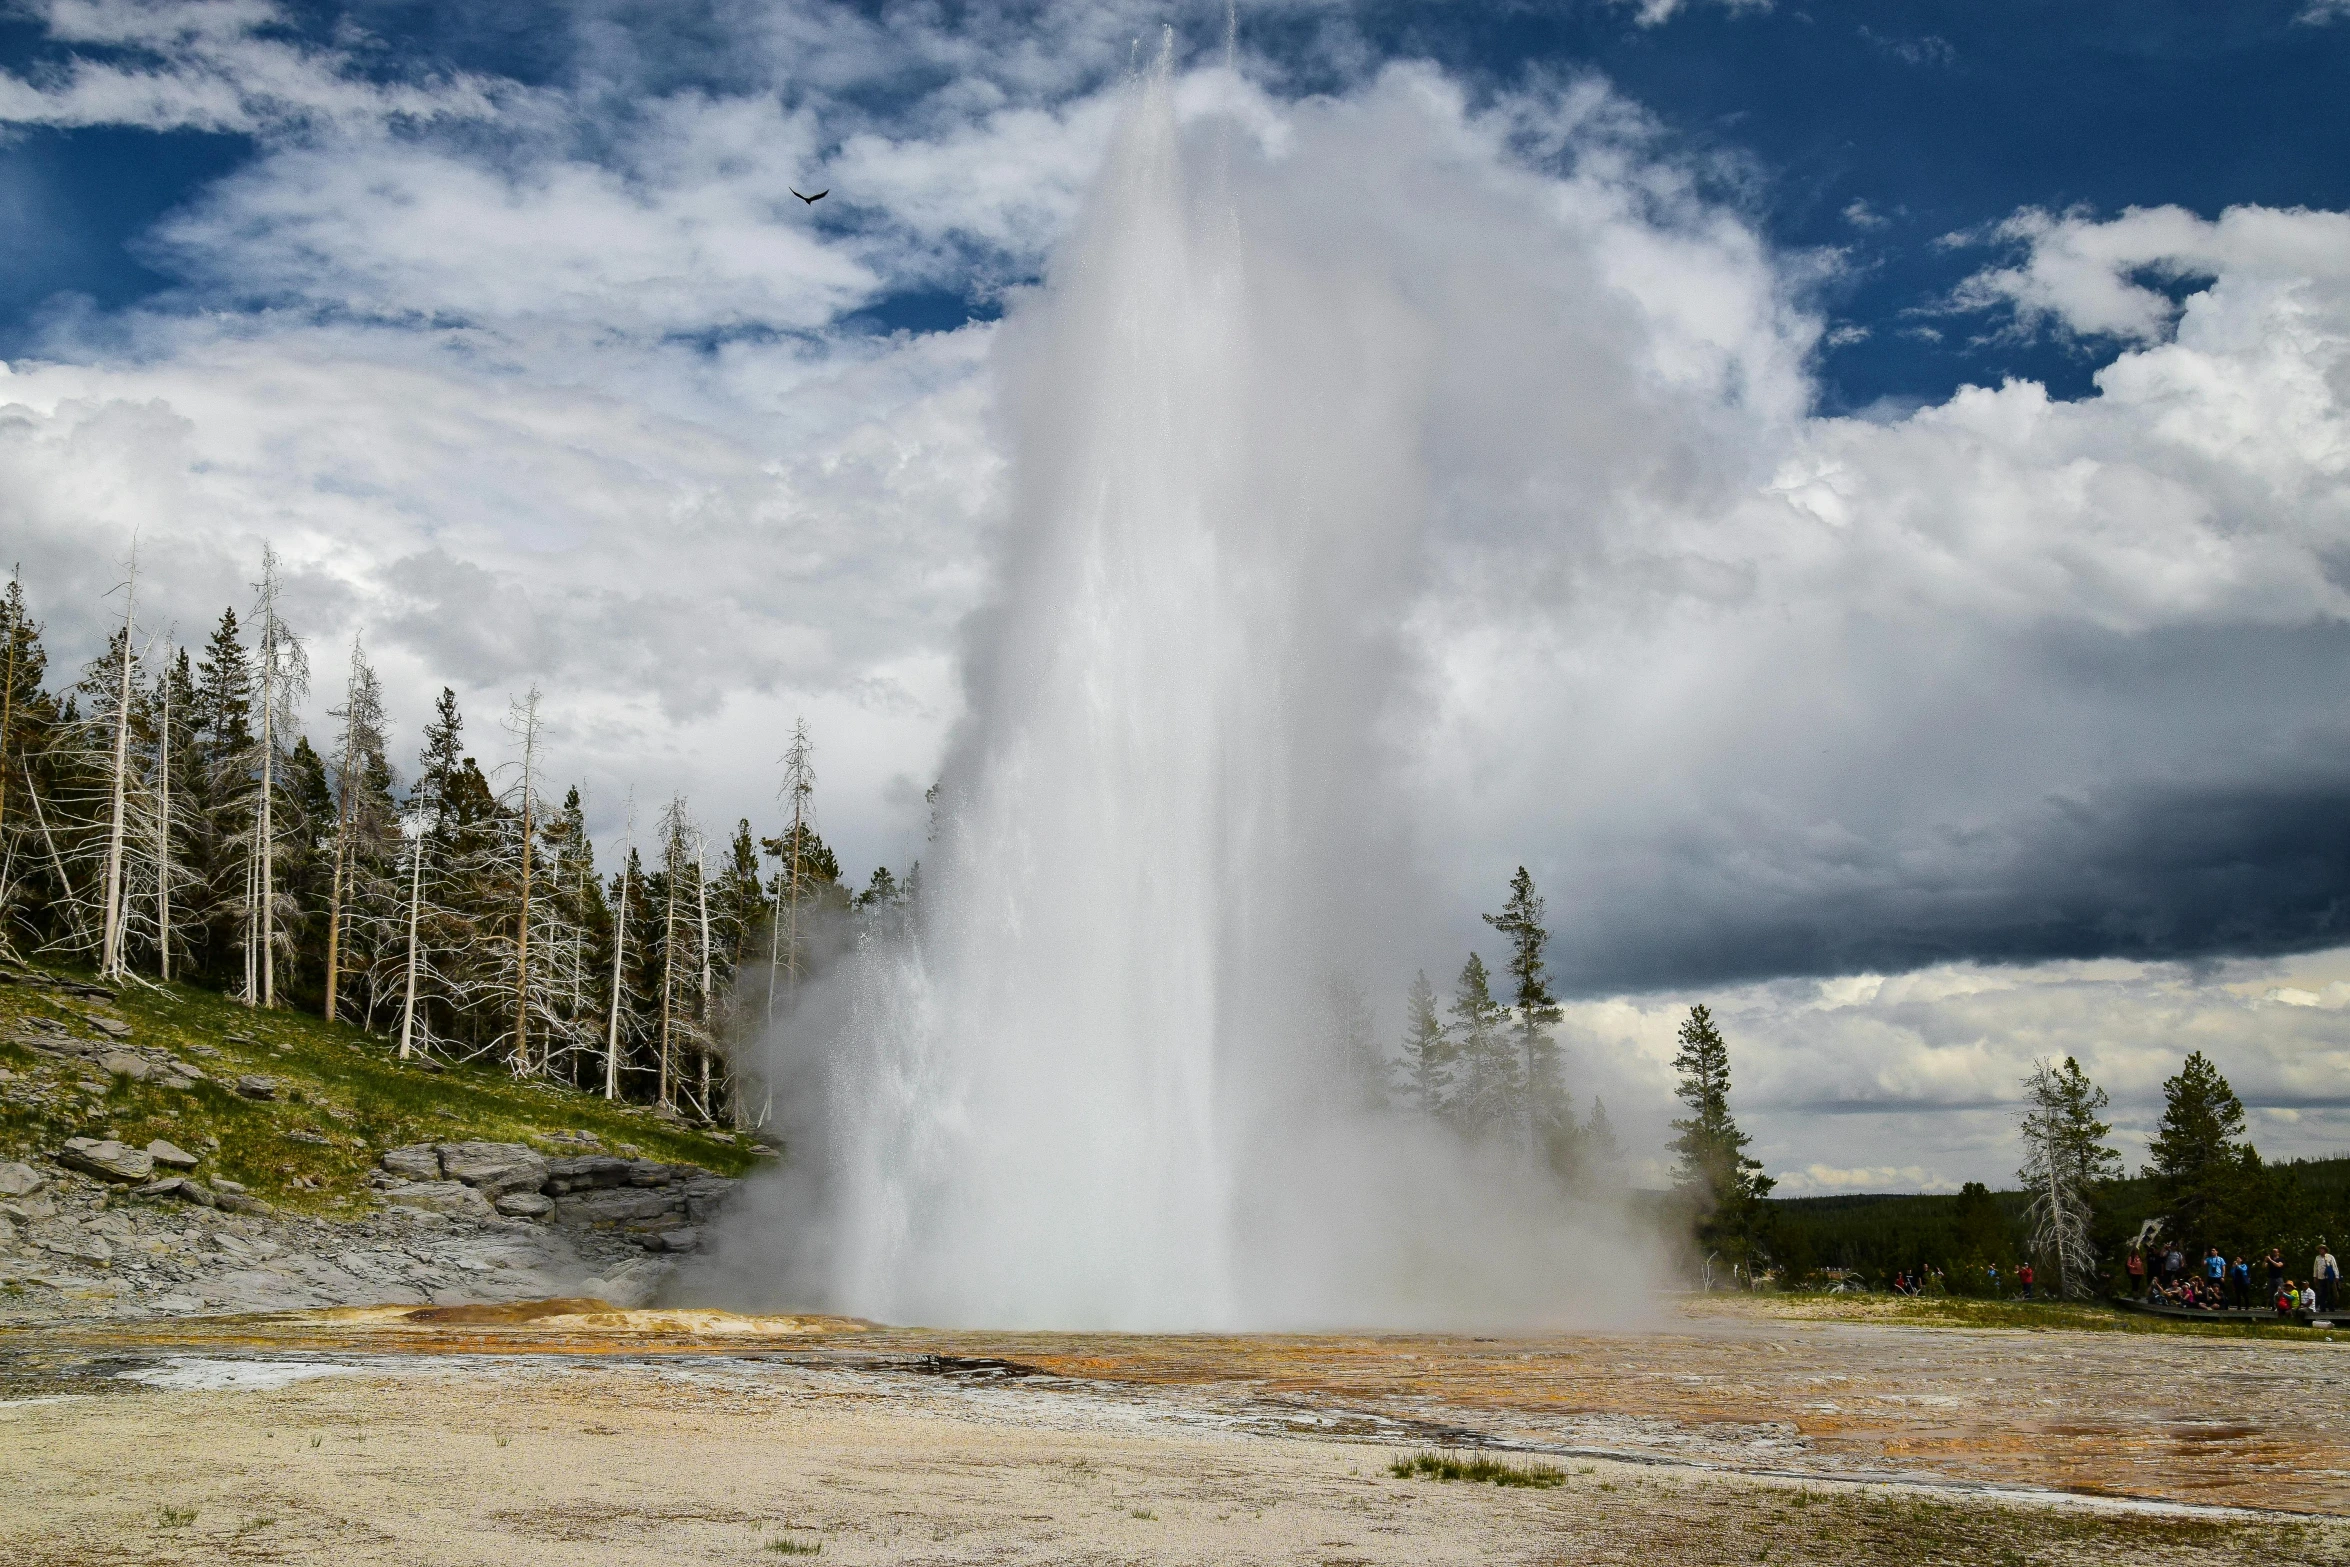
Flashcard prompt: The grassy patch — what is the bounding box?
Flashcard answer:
[154,1505,196,1528]
[1389,1450,1567,1488]
[0,963,758,1212]
[764,1537,821,1555]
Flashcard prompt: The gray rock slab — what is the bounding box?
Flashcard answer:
[97,1051,151,1080]
[552,1185,684,1228]
[88,1016,133,1037]
[0,1163,44,1198]
[380,1144,444,1181]
[58,1138,155,1183]
[146,1139,200,1170]
[436,1142,549,1198]
[494,1192,555,1218]
[234,1075,278,1099]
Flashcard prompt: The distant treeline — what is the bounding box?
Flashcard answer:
[0,560,909,1125]
[1764,1157,2350,1293]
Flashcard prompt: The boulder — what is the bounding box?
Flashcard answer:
[145,1139,200,1170]
[133,1176,216,1208]
[97,1051,151,1081]
[57,1138,154,1183]
[235,1075,279,1100]
[87,1015,133,1037]
[0,1162,44,1198]
[493,1192,555,1219]
[655,1228,700,1252]
[381,1181,496,1221]
[627,1160,677,1187]
[436,1142,549,1199]
[380,1145,444,1181]
[215,1192,275,1216]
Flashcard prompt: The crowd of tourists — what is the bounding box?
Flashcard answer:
[2123,1241,2340,1314]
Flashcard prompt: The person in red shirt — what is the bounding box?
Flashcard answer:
[2126,1248,2147,1298]
[2017,1261,2035,1299]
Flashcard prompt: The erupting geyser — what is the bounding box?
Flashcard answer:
[713,49,1657,1329]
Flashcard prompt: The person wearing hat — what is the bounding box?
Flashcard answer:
[2316,1241,2340,1313]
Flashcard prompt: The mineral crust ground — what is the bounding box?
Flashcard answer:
[3,1295,2344,1564]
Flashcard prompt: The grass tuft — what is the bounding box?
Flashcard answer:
[1388,1450,1566,1488]
[155,1505,197,1528]
[765,1537,821,1555]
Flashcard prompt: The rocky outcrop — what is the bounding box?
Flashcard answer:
[235,1075,279,1100]
[57,1138,155,1183]
[0,1162,44,1198]
[146,1140,200,1170]
[375,1142,739,1249]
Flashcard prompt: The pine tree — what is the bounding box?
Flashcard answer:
[1482,866,1567,1143]
[2018,1056,2120,1299]
[1396,970,1453,1115]
[188,607,254,985]
[1446,953,1516,1133]
[2145,1050,2262,1254]
[1669,1004,1773,1274]
[0,571,62,956]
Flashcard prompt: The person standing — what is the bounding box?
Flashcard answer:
[2266,1246,2287,1297]
[2204,1246,2228,1293]
[2230,1255,2252,1310]
[2127,1247,2147,1298]
[2315,1242,2340,1313]
[2018,1261,2035,1299]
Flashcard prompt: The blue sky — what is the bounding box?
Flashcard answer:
[4,0,2349,1188]
[6,2,2346,397]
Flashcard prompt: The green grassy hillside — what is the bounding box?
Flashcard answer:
[0,961,759,1215]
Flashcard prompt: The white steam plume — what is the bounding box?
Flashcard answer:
[690,51,1660,1330]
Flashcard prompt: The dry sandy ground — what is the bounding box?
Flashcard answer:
[4,1300,2345,1565]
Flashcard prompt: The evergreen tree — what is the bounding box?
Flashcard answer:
[1482,866,1567,1135]
[0,573,62,954]
[1396,970,1453,1115]
[1446,953,1516,1133]
[1669,1003,1773,1273]
[186,607,254,985]
[2145,1050,2262,1254]
[2018,1056,2121,1298]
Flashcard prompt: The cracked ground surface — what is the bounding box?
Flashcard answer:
[3,1298,2345,1564]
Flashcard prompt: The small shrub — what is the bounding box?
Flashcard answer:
[765,1538,821,1556]
[155,1505,197,1528]
[1387,1451,1566,1489]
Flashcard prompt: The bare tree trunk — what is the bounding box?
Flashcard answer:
[23,758,91,948]
[658,811,678,1111]
[510,687,540,1073]
[324,656,359,1024]
[398,832,423,1061]
[695,831,714,1119]
[604,838,629,1101]
[155,670,172,982]
[99,558,135,979]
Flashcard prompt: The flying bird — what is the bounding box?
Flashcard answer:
[793,188,828,205]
